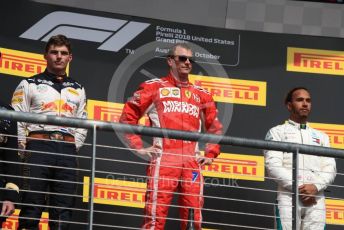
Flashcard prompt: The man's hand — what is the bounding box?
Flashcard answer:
[136,146,161,161]
[18,141,27,161]
[1,201,15,216]
[0,134,8,145]
[299,184,318,206]
[196,156,213,166]
[299,184,318,196]
[300,196,317,206]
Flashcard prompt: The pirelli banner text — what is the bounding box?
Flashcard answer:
[326,199,344,225]
[2,210,49,230]
[0,47,69,78]
[287,47,344,76]
[82,176,344,226]
[87,99,149,125]
[1,0,344,229]
[189,75,267,106]
[309,122,344,149]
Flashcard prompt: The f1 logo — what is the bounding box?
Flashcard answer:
[20,11,150,52]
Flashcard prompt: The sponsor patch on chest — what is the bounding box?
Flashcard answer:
[311,132,321,145]
[37,84,49,93]
[162,100,199,117]
[159,87,180,98]
[68,88,79,96]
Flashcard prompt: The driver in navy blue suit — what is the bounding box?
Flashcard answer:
[0,100,20,226]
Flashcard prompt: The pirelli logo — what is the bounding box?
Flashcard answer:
[202,152,265,181]
[309,122,344,149]
[87,99,148,125]
[0,47,69,78]
[189,75,266,106]
[83,177,146,208]
[326,199,344,225]
[2,209,49,229]
[0,48,46,77]
[287,47,344,75]
[81,152,264,209]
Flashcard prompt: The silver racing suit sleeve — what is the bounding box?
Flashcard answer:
[74,87,88,151]
[11,80,30,145]
[264,127,293,191]
[313,134,336,192]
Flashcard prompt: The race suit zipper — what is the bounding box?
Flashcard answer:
[300,127,304,185]
[181,87,184,163]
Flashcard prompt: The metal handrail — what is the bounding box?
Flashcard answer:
[1,110,344,158]
[1,109,343,229]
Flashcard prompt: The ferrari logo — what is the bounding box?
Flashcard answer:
[185,90,191,99]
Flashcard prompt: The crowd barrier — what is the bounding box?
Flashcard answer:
[0,110,343,229]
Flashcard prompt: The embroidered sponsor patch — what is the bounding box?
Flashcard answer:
[11,97,23,104]
[37,84,48,93]
[185,90,191,99]
[13,90,24,97]
[159,87,180,98]
[193,94,200,103]
[162,101,199,117]
[192,171,199,182]
[68,88,79,96]
[311,133,321,144]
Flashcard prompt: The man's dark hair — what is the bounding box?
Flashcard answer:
[45,34,72,53]
[284,87,310,105]
[167,43,192,57]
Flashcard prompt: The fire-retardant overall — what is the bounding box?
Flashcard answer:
[265,120,336,230]
[11,70,87,229]
[120,73,222,229]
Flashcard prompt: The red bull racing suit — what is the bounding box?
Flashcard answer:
[120,73,222,230]
[11,70,87,229]
[264,120,336,230]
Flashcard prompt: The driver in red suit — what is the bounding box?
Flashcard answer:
[120,43,222,230]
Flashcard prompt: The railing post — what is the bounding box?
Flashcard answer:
[292,148,299,230]
[88,124,97,230]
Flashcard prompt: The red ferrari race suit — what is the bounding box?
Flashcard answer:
[120,73,222,230]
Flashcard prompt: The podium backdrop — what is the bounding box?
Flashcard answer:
[1,1,344,229]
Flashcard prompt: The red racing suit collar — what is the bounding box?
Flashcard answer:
[167,72,190,88]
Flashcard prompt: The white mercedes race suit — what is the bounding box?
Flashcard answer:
[264,120,336,230]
